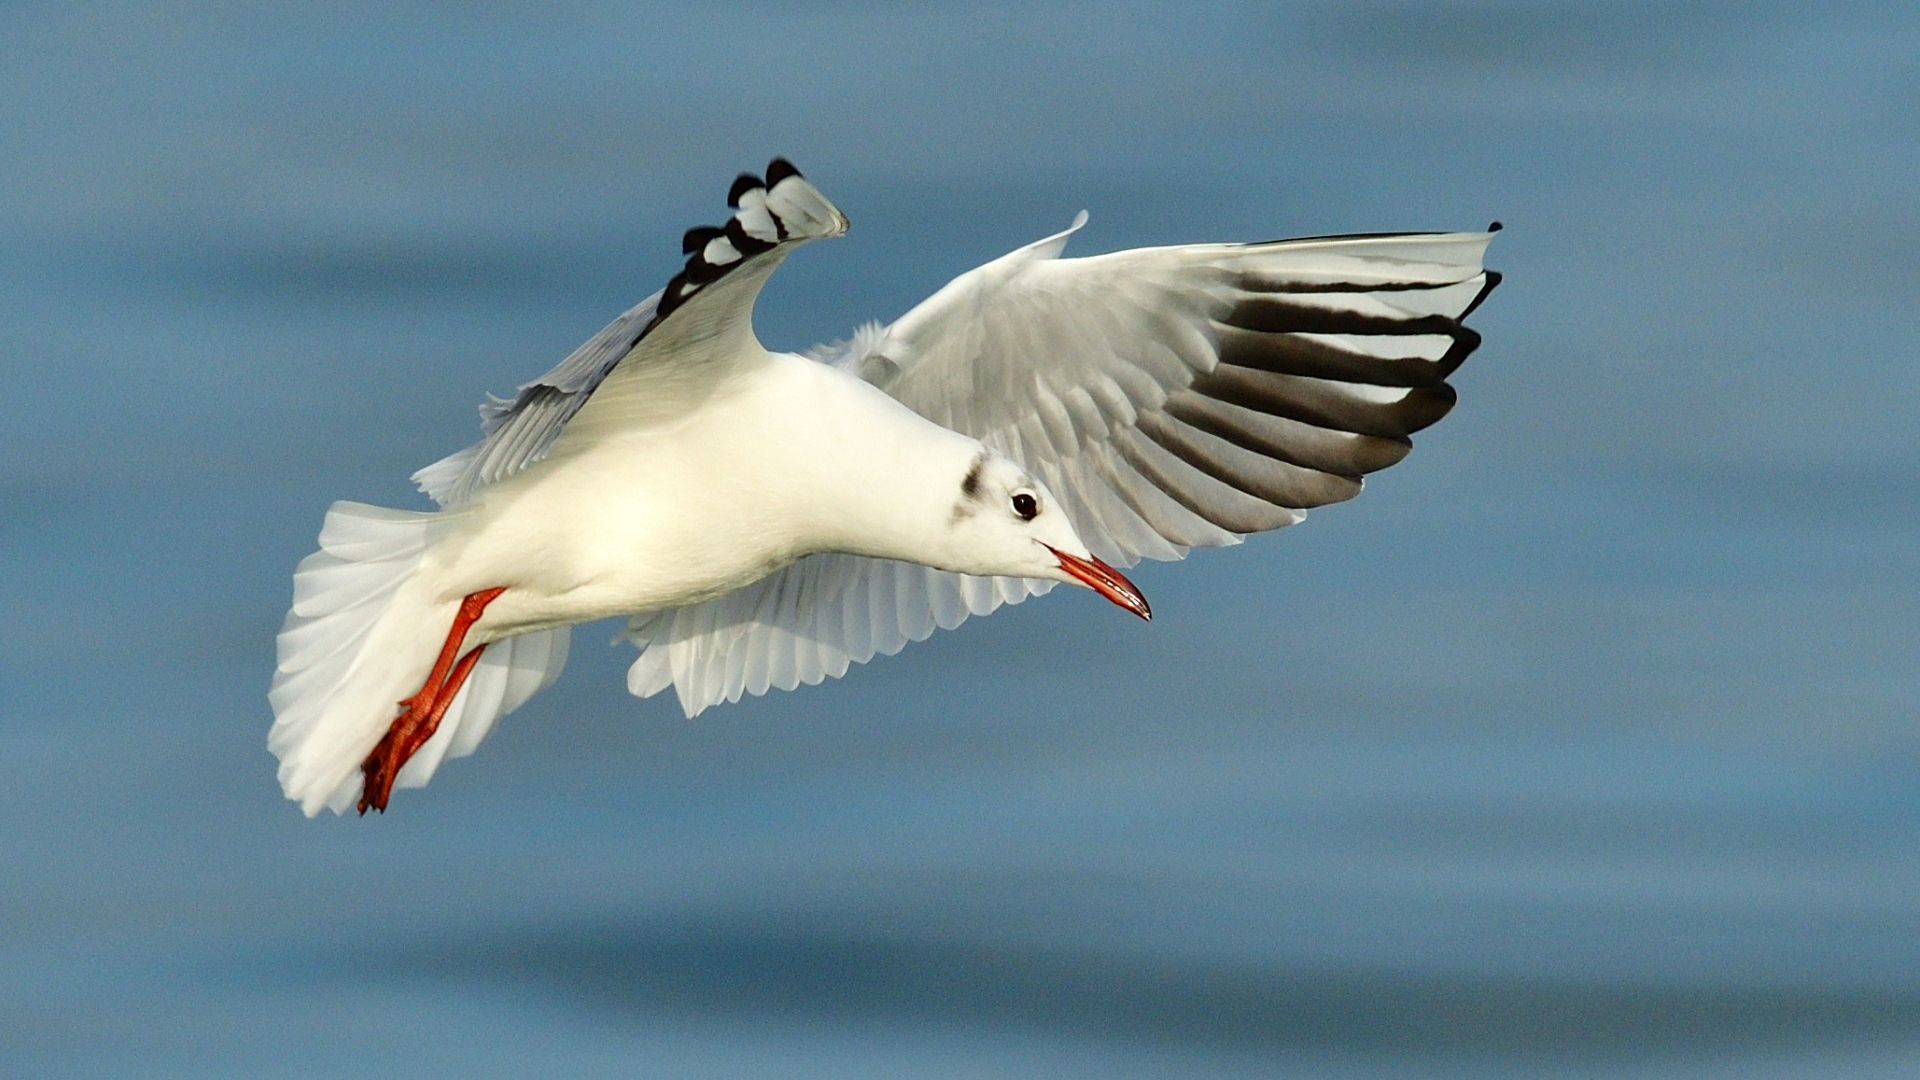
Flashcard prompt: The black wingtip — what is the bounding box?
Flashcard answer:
[727,172,765,209]
[1461,269,1502,319]
[722,215,777,257]
[1487,220,1504,232]
[681,225,724,255]
[765,157,802,186]
[648,159,830,332]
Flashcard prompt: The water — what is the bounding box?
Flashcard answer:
[3,2,1918,1076]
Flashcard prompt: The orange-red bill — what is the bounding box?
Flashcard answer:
[1046,546,1152,621]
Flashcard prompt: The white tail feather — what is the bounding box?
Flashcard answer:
[269,502,569,816]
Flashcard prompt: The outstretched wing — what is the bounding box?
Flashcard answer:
[413,159,849,507]
[848,216,1502,564]
[624,554,1056,717]
[623,217,1500,716]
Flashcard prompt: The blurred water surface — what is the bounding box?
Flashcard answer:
[3,2,1918,1076]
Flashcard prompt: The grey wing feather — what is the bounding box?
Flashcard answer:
[412,158,848,508]
[863,219,1503,566]
[413,292,660,507]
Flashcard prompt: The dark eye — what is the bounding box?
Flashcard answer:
[1011,492,1038,520]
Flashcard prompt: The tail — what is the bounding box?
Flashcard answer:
[268,502,569,816]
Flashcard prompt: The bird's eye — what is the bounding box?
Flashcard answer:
[1011,492,1039,520]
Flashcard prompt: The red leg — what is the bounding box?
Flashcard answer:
[358,587,505,814]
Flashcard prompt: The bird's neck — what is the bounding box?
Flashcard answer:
[753,354,983,569]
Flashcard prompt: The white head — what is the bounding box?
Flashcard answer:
[923,449,1151,620]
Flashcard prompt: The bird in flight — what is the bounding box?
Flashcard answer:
[270,159,1500,816]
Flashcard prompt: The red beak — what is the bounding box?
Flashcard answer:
[1046,546,1152,621]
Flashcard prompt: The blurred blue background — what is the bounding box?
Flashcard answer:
[4,2,1918,1076]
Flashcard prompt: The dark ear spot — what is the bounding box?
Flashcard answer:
[960,453,987,499]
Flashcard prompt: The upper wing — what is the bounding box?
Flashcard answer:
[413,159,849,507]
[839,216,1502,564]
[622,217,1500,716]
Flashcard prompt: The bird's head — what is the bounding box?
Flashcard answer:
[936,450,1151,620]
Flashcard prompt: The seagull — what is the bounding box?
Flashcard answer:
[269,159,1500,816]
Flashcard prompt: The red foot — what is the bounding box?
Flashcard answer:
[359,586,506,814]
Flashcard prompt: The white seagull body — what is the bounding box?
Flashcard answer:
[270,160,1500,816]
